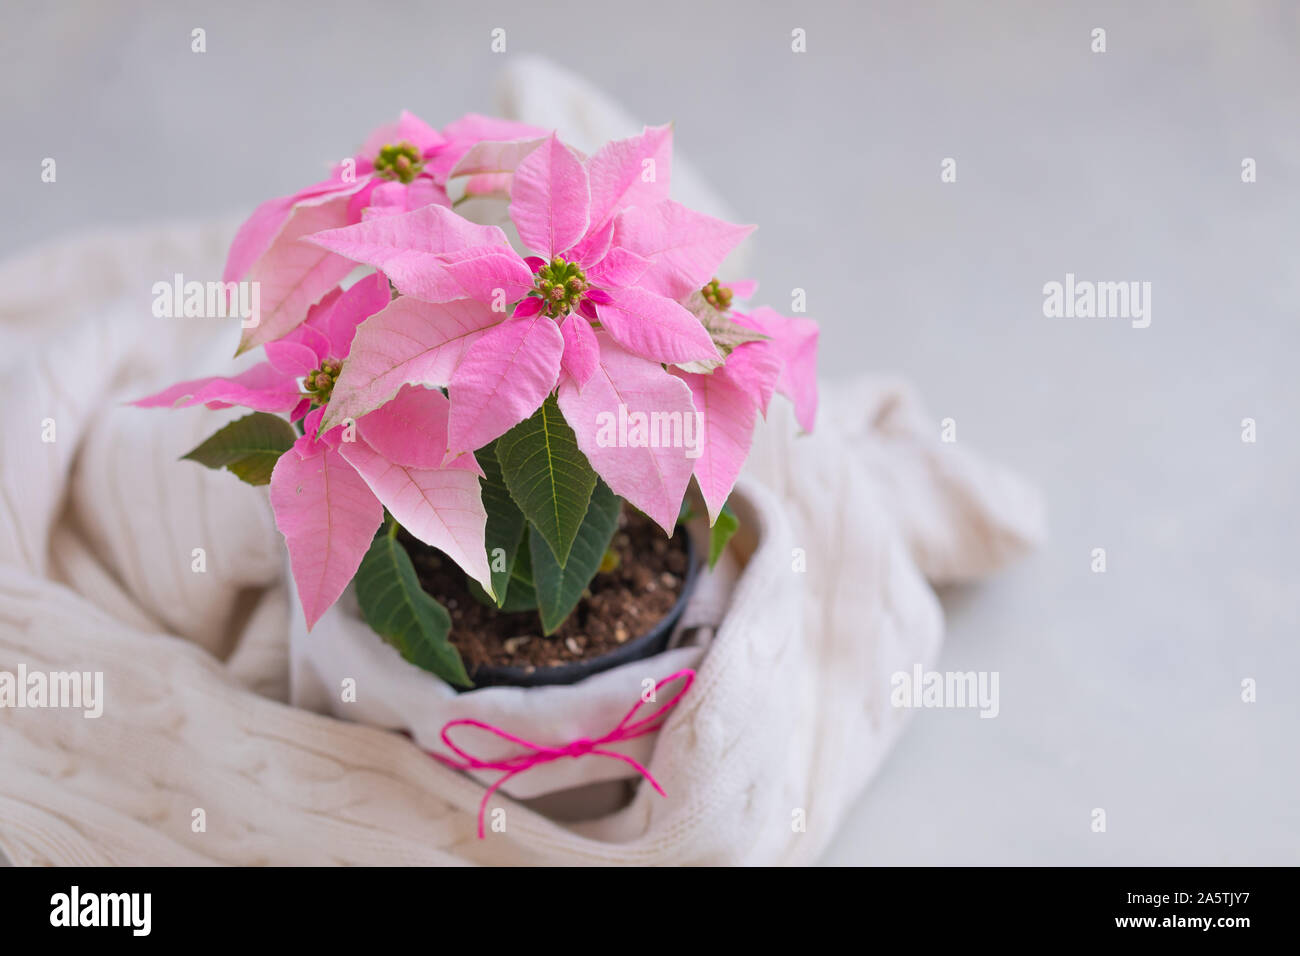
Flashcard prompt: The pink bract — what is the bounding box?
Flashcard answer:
[672,294,820,523]
[134,275,495,628]
[303,125,759,528]
[272,385,493,629]
[558,334,700,535]
[226,111,545,355]
[735,305,820,434]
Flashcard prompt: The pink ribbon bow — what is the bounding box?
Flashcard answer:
[431,669,696,838]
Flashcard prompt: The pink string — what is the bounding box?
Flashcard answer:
[430,669,696,839]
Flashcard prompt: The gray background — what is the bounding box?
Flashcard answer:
[2,0,1297,864]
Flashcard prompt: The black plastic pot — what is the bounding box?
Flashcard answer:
[465,528,700,689]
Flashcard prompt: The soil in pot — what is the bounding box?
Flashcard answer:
[400,506,692,684]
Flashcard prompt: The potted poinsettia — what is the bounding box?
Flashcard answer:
[136,113,817,693]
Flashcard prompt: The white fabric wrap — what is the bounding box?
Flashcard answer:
[288,557,718,800]
[0,59,1044,865]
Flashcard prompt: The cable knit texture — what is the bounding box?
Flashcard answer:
[0,60,1045,865]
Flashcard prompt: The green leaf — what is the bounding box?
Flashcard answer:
[467,545,539,613]
[181,412,297,485]
[709,503,739,569]
[479,439,527,607]
[495,395,597,566]
[529,481,622,634]
[498,543,540,612]
[354,528,472,688]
